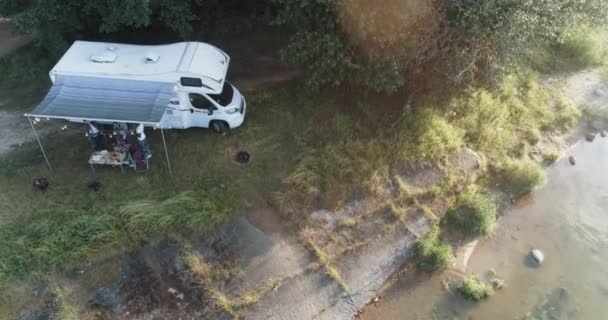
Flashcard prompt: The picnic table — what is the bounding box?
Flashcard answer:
[88,146,150,174]
[88,149,128,173]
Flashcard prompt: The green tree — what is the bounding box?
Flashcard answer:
[444,0,608,83]
[1,0,202,57]
[275,0,608,90]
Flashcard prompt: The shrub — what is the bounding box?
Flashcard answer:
[449,73,580,159]
[549,96,581,133]
[493,158,547,195]
[457,275,494,301]
[525,128,541,146]
[529,28,608,73]
[543,152,560,165]
[448,191,497,236]
[415,226,454,272]
[393,107,465,162]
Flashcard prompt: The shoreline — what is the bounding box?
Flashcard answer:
[357,68,608,319]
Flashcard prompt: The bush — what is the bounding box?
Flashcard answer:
[529,28,608,73]
[543,152,560,165]
[494,158,547,195]
[449,73,580,158]
[525,128,541,146]
[393,107,465,162]
[457,275,494,301]
[448,190,497,236]
[415,226,454,272]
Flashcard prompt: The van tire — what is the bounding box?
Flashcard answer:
[210,120,228,134]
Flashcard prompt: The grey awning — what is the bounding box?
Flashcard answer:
[26,75,174,125]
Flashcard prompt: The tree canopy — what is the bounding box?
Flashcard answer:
[2,0,606,91]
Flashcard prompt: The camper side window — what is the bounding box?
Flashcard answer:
[180,77,203,87]
[189,93,215,111]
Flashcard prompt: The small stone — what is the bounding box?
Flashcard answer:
[586,133,596,142]
[176,293,185,300]
[168,288,178,294]
[569,156,576,166]
[529,249,544,266]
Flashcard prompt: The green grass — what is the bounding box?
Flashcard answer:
[415,226,453,272]
[0,40,586,316]
[448,72,580,159]
[543,152,560,165]
[392,107,465,162]
[447,189,497,236]
[0,86,310,284]
[457,275,494,301]
[492,158,547,196]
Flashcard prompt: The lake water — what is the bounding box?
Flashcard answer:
[361,137,608,320]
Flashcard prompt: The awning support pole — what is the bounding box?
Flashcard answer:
[27,116,52,171]
[160,127,173,177]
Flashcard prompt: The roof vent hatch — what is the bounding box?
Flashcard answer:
[145,52,160,64]
[90,51,118,63]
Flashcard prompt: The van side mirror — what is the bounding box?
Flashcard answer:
[208,109,214,115]
[190,108,194,114]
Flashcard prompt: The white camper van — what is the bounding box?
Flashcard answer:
[48,40,246,133]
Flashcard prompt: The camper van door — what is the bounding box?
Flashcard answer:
[186,92,216,128]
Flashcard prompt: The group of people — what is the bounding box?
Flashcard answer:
[87,121,152,162]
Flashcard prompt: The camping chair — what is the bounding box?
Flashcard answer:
[129,146,149,172]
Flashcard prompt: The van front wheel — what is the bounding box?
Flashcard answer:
[210,120,229,134]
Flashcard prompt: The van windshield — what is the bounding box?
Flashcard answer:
[208,82,234,106]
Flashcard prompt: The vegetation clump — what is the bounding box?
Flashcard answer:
[393,108,465,162]
[447,190,497,236]
[493,158,547,196]
[415,226,453,272]
[457,275,494,301]
[449,73,579,159]
[530,28,608,73]
[543,152,560,165]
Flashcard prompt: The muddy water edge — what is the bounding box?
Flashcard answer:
[360,136,608,319]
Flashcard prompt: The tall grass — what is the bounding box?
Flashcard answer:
[392,107,465,162]
[492,158,547,196]
[0,191,233,282]
[449,72,580,158]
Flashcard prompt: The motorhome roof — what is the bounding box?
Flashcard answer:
[51,41,230,93]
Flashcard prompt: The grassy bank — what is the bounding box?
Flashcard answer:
[0,70,579,280]
[0,33,587,315]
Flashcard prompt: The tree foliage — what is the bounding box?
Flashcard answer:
[0,0,274,57]
[444,0,608,84]
[2,0,607,88]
